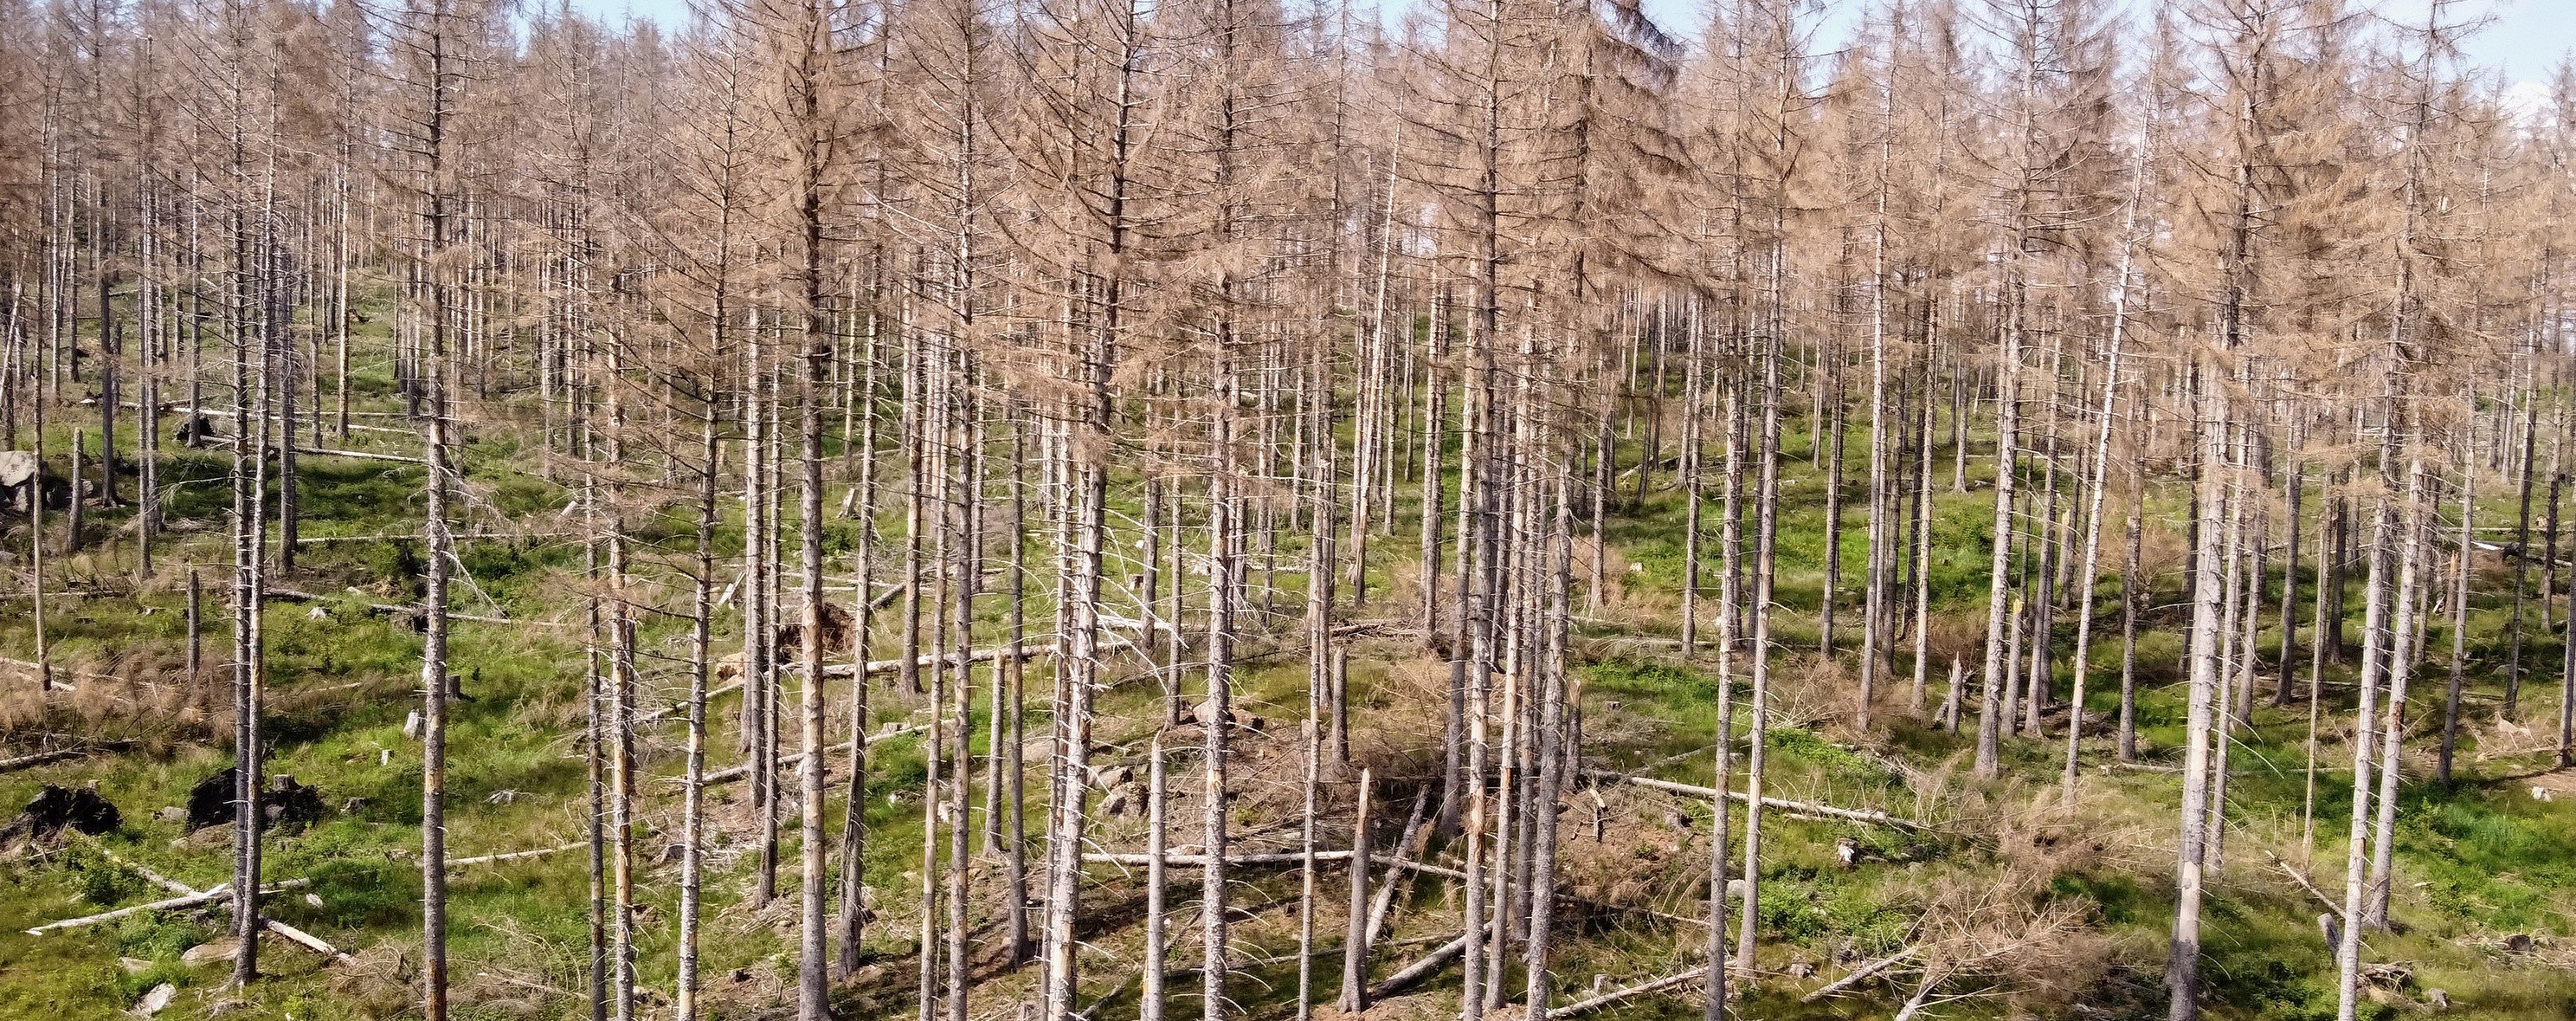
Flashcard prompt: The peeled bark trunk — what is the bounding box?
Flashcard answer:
[677,411,718,1019]
[1736,271,1785,978]
[2166,362,2228,1021]
[2364,456,2427,931]
[1975,294,2023,779]
[1338,768,1374,1016]
[2438,453,2471,785]
[1143,736,1169,1021]
[2334,403,2402,1021]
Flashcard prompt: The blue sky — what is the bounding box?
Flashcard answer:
[572,0,2573,89]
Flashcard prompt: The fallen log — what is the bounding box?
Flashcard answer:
[0,746,96,773]
[24,878,313,935]
[1553,964,1713,1017]
[693,724,926,785]
[2266,850,2349,921]
[260,917,355,965]
[0,656,127,686]
[634,681,744,726]
[1363,790,1433,947]
[265,587,544,628]
[449,842,585,869]
[1368,930,1472,1001]
[1582,770,1928,830]
[196,435,425,464]
[1799,947,1916,1003]
[28,885,235,934]
[1891,968,1947,1021]
[69,843,345,961]
[90,847,195,895]
[1380,856,1709,928]
[304,445,422,463]
[1084,850,1354,868]
[293,530,574,545]
[823,633,1137,679]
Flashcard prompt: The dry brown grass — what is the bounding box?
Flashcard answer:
[0,645,212,752]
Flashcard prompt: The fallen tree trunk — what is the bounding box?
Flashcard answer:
[265,587,539,627]
[74,843,347,962]
[259,917,355,965]
[1582,770,1929,830]
[28,886,238,934]
[2266,850,2349,921]
[1799,947,1917,1003]
[24,878,314,935]
[0,746,97,772]
[824,634,1137,679]
[1084,850,1353,868]
[1379,856,1709,928]
[634,681,743,726]
[1891,968,1947,1021]
[1368,930,1471,1001]
[693,724,925,785]
[1363,791,1433,947]
[293,531,576,545]
[448,842,585,869]
[1554,965,1714,1017]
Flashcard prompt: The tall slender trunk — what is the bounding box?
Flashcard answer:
[1975,300,2022,779]
[2438,451,2472,785]
[1339,768,1374,1015]
[2062,172,2137,801]
[1735,248,1785,977]
[2364,454,2426,930]
[2333,400,2401,1021]
[2166,360,2228,1021]
[1143,735,1169,1021]
[677,415,720,1021]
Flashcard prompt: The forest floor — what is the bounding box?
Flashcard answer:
[3,319,2576,1021]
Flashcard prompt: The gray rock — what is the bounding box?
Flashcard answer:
[130,983,177,1017]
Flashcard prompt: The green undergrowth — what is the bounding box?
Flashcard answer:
[6,312,2576,1021]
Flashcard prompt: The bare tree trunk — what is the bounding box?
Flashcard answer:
[2439,447,2472,785]
[1202,344,1239,1021]
[1736,261,1785,977]
[839,313,881,977]
[1523,481,1572,1020]
[2334,399,2401,1021]
[2364,454,2427,931]
[1143,735,1169,1021]
[2062,236,2133,803]
[678,414,720,1021]
[1975,285,2023,779]
[2508,377,2537,717]
[1001,417,1031,963]
[412,15,454,1006]
[788,11,836,1004]
[1339,768,1374,1016]
[2167,359,2228,1021]
[1680,303,1705,651]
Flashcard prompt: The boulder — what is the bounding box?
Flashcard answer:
[172,822,233,852]
[130,983,177,1017]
